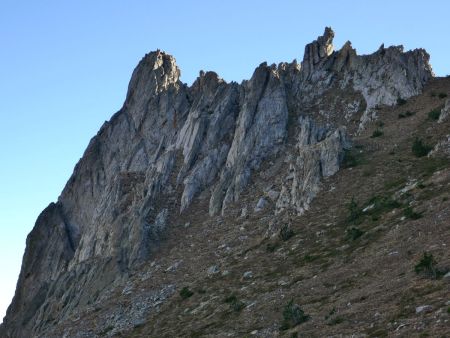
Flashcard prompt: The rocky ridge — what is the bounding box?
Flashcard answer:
[0,28,434,337]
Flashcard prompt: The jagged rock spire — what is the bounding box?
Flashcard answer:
[126,50,181,104]
[301,27,335,79]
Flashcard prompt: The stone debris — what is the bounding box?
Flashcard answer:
[254,198,268,212]
[242,271,253,279]
[267,190,280,201]
[207,265,220,276]
[416,305,433,314]
[165,260,183,273]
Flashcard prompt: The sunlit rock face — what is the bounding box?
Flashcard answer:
[0,28,433,338]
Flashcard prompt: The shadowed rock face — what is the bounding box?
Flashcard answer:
[0,28,433,338]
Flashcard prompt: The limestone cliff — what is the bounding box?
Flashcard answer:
[1,28,433,338]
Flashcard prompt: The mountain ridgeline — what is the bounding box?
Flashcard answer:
[1,28,437,337]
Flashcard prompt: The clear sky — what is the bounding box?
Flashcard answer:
[1,0,449,322]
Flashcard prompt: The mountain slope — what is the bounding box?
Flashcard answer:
[47,77,450,338]
[2,28,446,338]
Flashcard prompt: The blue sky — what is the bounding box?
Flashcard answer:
[1,0,449,321]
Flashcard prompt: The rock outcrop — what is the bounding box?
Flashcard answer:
[438,98,450,123]
[301,26,335,80]
[276,117,350,215]
[1,28,433,338]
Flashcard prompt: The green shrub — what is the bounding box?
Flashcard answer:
[416,156,450,176]
[279,224,295,241]
[231,300,245,312]
[430,92,437,98]
[346,195,401,228]
[384,178,407,190]
[428,109,441,121]
[324,307,336,320]
[347,198,363,224]
[180,287,194,299]
[412,138,432,157]
[397,98,407,106]
[224,294,245,312]
[224,294,238,303]
[369,196,402,212]
[415,252,438,278]
[303,254,320,263]
[371,129,383,138]
[342,149,364,168]
[403,207,422,220]
[438,92,448,99]
[280,300,310,330]
[327,316,344,325]
[266,242,279,252]
[346,227,364,240]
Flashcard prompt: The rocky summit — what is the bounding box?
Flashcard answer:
[3,27,450,337]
